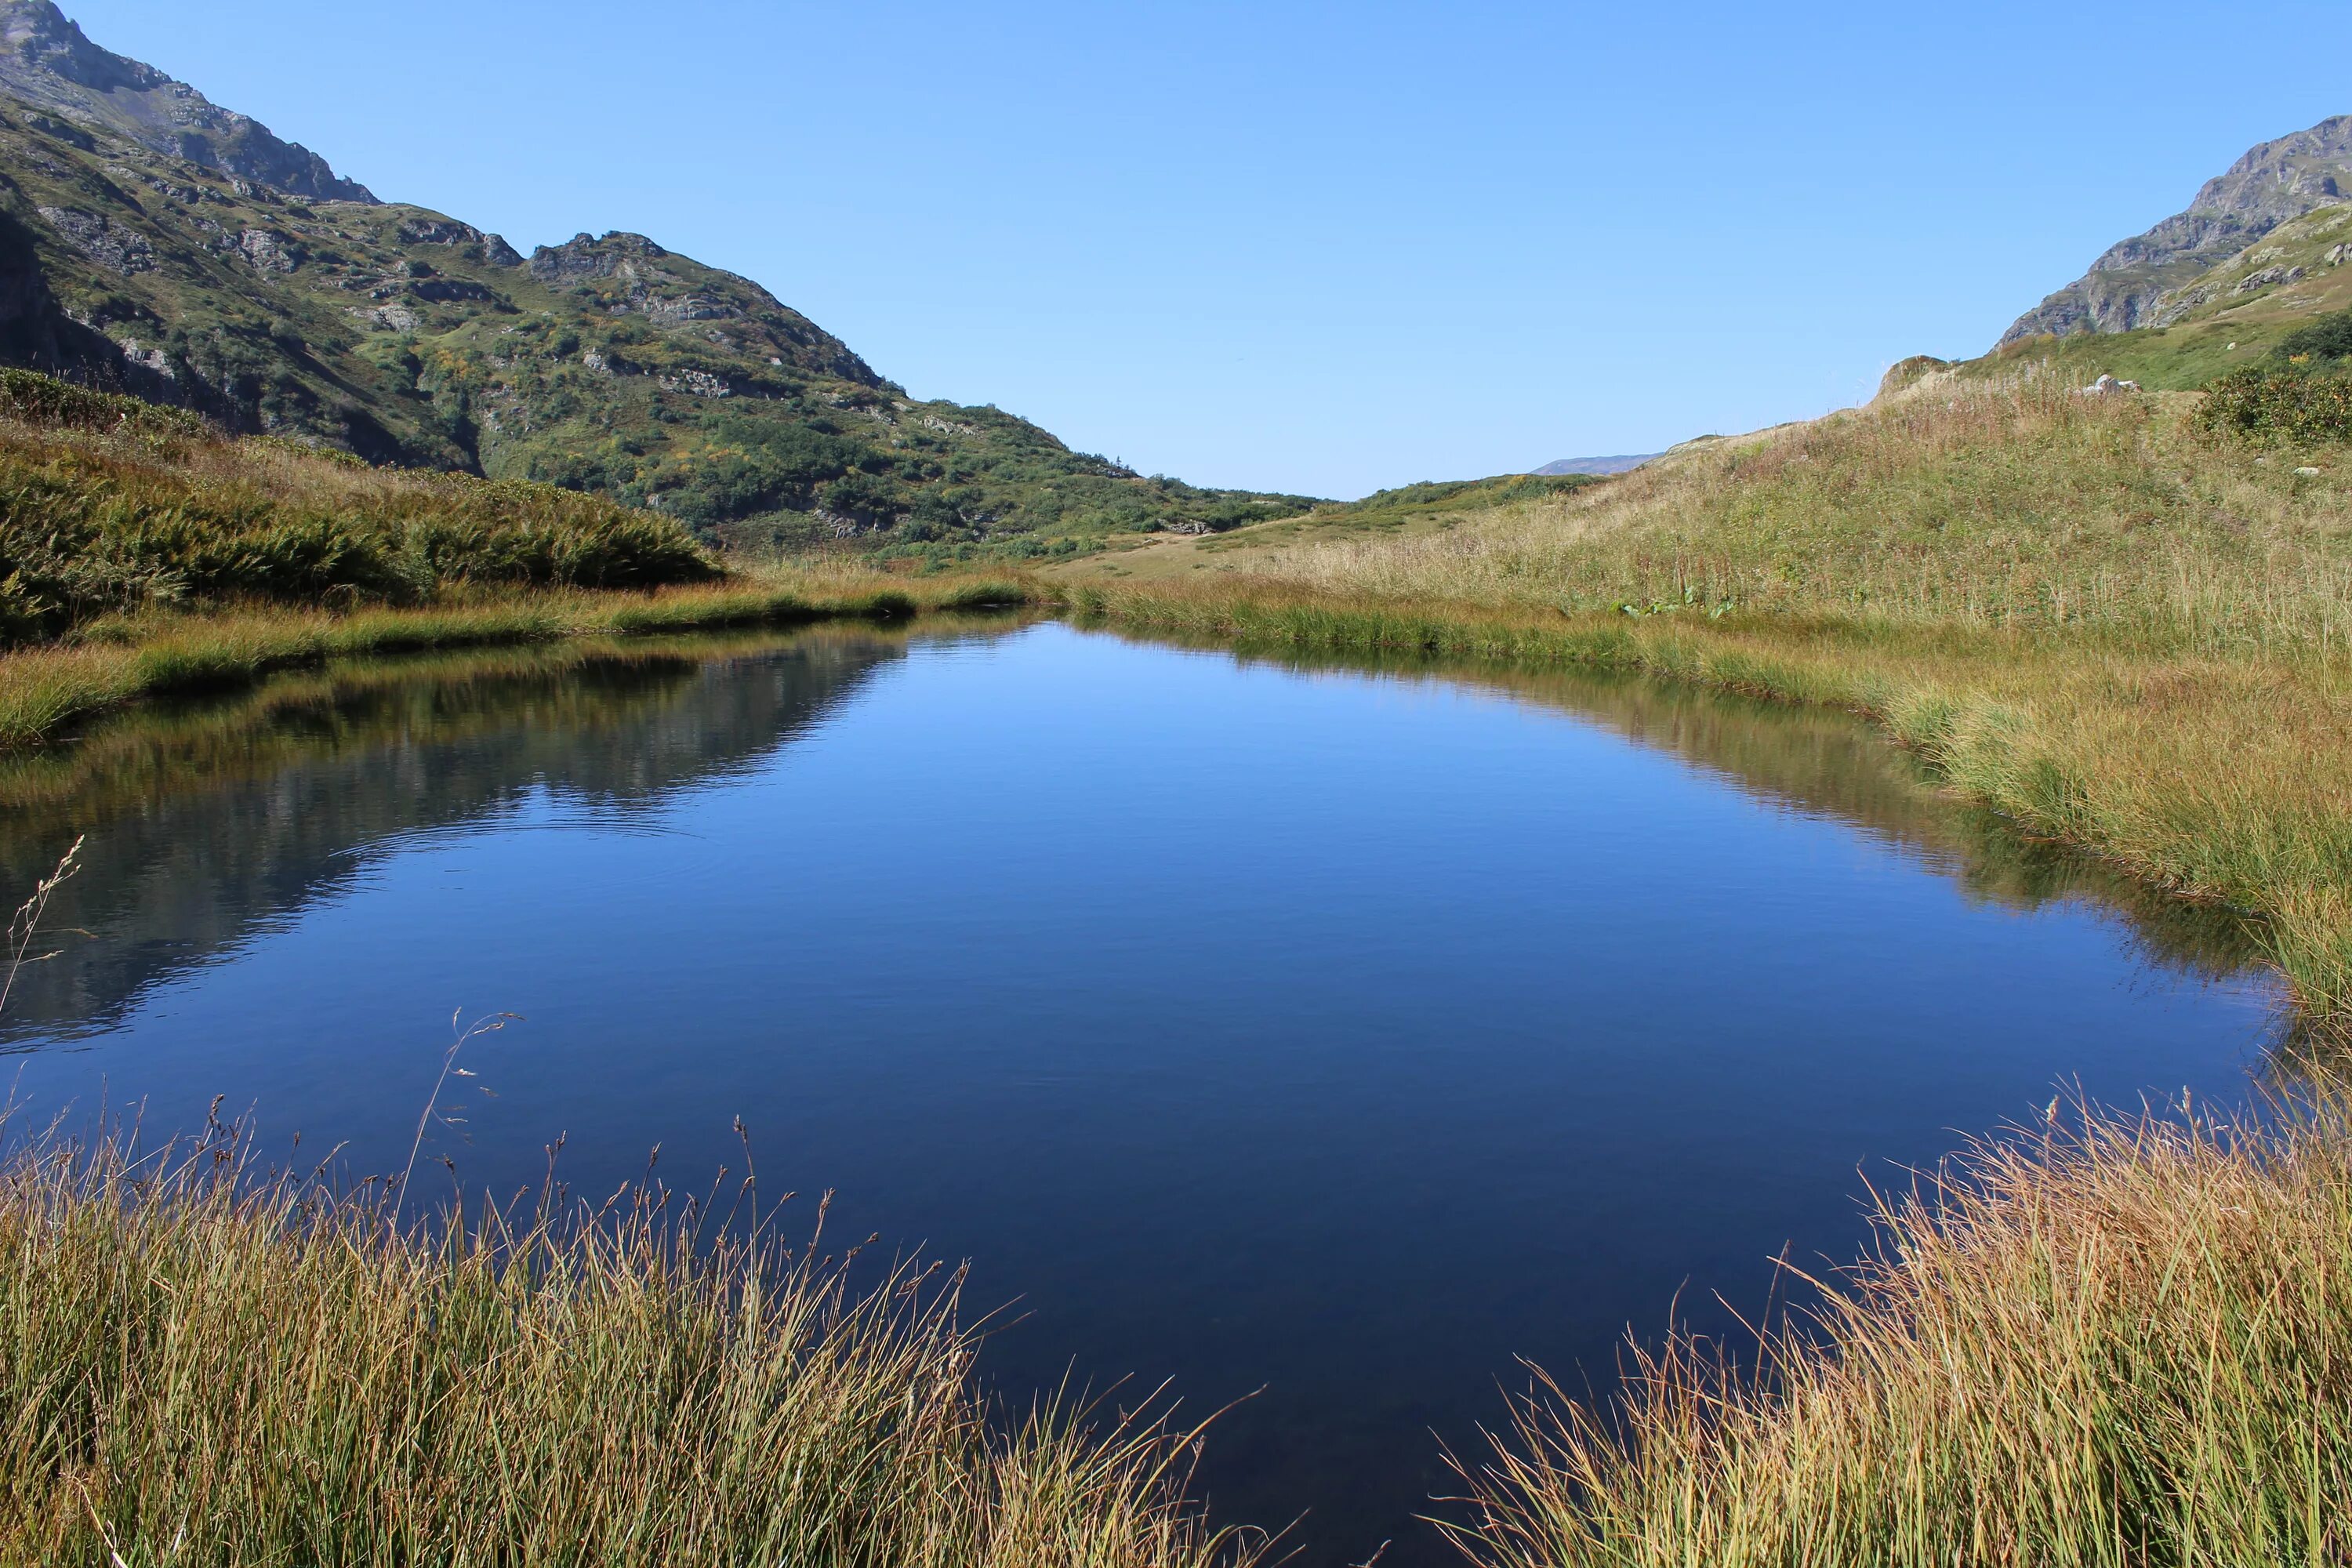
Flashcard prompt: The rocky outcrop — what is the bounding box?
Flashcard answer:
[2000,115,2352,347]
[0,0,374,202]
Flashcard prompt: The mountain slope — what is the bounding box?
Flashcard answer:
[0,1,369,202]
[0,3,1311,558]
[1999,115,2352,347]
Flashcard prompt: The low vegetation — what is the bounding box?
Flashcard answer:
[1451,1097,2352,1566]
[0,368,716,641]
[0,1111,1257,1567]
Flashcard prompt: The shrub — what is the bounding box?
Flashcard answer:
[2196,364,2352,445]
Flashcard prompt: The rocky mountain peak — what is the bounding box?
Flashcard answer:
[0,0,375,203]
[2000,114,2351,347]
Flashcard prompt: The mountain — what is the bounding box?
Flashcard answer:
[1999,115,2352,347]
[0,3,1311,558]
[1530,453,1657,477]
[0,1,370,202]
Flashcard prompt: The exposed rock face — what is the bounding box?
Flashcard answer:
[2000,115,2352,347]
[528,231,882,384]
[0,0,375,202]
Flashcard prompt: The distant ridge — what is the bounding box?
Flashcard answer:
[1531,453,1657,477]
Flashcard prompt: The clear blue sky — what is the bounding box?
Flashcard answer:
[57,1,2352,499]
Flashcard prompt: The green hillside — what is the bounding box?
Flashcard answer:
[0,12,1312,561]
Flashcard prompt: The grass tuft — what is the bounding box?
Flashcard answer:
[1451,1097,2352,1567]
[0,1111,1263,1567]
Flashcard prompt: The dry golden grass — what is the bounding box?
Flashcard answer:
[1450,1097,2352,1567]
[0,1107,1262,1568]
[1254,374,2352,657]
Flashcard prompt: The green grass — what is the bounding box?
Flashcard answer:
[0,370,717,641]
[0,1111,1261,1567]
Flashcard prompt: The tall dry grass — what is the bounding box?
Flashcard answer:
[0,1109,1261,1568]
[1450,1098,2352,1567]
[1259,376,2352,658]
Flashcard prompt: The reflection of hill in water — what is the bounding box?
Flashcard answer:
[1151,633,2277,993]
[0,619,2285,1054]
[0,629,916,1047]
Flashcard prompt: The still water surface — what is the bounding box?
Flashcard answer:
[0,620,2282,1565]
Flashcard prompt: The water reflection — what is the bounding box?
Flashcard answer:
[0,629,921,1047]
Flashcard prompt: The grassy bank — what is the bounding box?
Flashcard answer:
[1058,375,2352,1028]
[0,1115,1259,1567]
[0,570,1033,750]
[0,370,718,638]
[1450,1098,2352,1566]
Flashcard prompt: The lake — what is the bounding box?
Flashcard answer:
[0,618,2282,1566]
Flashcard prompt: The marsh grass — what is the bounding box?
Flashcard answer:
[0,1107,1262,1568]
[1449,1098,2352,1567]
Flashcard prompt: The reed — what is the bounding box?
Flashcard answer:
[1450,1097,2352,1567]
[0,1110,1261,1568]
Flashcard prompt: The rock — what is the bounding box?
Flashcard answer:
[2296,466,2324,477]
[2232,263,2305,294]
[232,228,302,274]
[407,278,496,304]
[2328,242,2352,267]
[2081,374,2142,395]
[35,204,152,273]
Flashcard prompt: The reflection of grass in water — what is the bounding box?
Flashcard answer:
[1454,1096,2352,1567]
[1066,579,2352,1035]
[0,615,1036,823]
[0,1109,1260,1566]
[1100,624,2279,1001]
[0,572,1037,752]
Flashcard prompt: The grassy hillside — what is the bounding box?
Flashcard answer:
[0,367,715,639]
[0,103,1312,558]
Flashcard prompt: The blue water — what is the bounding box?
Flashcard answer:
[0,620,2280,1565]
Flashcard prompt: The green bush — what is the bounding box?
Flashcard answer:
[2196,364,2352,445]
[0,372,716,641]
